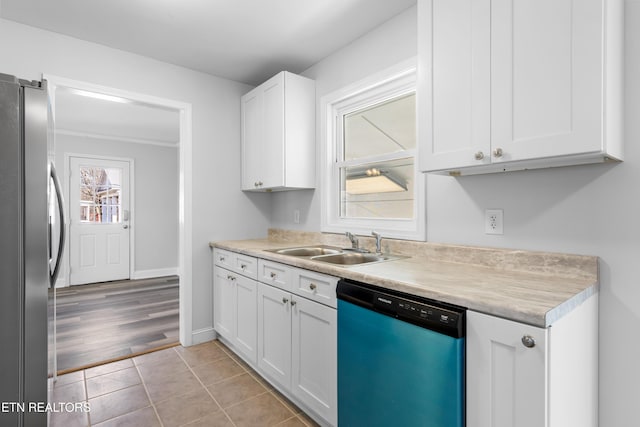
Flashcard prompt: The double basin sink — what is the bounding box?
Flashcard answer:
[267,245,404,267]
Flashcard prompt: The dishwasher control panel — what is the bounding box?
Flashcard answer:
[337,279,465,338]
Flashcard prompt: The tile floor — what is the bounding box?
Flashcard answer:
[49,340,320,427]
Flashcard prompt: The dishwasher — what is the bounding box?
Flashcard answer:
[337,278,465,427]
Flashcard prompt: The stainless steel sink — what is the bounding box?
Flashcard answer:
[310,252,402,266]
[267,245,405,266]
[269,245,343,257]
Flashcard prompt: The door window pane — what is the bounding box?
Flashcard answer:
[79,167,122,223]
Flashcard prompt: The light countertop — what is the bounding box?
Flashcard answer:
[210,230,598,327]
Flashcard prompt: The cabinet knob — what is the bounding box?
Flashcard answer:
[291,300,297,306]
[521,335,536,348]
[282,297,289,304]
[309,283,317,291]
[219,256,225,262]
[254,182,259,187]
[240,264,246,269]
[493,148,504,158]
[474,151,485,160]
[270,272,277,279]
[227,275,236,281]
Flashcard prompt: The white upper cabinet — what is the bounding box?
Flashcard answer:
[241,71,315,190]
[418,0,623,175]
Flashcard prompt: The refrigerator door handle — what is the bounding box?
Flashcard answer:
[49,162,66,288]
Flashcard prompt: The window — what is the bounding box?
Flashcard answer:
[321,60,425,240]
[79,167,122,223]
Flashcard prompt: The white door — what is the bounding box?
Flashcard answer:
[262,73,285,188]
[490,0,603,162]
[418,0,491,172]
[213,266,236,341]
[68,156,130,285]
[257,282,292,390]
[291,297,337,425]
[234,275,257,364]
[466,310,548,427]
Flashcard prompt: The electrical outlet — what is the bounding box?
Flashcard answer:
[485,209,503,235]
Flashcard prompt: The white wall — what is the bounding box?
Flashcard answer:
[55,134,179,280]
[0,18,272,339]
[271,3,639,426]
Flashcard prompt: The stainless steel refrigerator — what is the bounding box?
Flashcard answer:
[0,73,65,426]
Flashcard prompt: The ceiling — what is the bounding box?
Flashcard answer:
[5,0,415,144]
[0,0,416,86]
[54,87,181,146]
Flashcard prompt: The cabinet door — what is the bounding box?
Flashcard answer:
[213,266,235,341]
[234,275,257,364]
[491,0,603,162]
[291,297,337,426]
[419,0,491,172]
[241,87,263,190]
[261,73,285,188]
[466,310,547,427]
[257,283,292,389]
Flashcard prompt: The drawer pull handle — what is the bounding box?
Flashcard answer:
[522,335,536,348]
[282,297,289,304]
[309,283,317,291]
[270,272,277,279]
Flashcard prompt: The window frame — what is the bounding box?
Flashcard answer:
[320,58,426,241]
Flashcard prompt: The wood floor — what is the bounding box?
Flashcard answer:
[50,276,179,373]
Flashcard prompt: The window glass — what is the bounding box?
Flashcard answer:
[340,157,414,219]
[339,93,415,220]
[79,167,122,223]
[343,94,416,161]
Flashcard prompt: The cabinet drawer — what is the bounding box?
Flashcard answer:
[213,248,234,269]
[293,269,338,308]
[234,253,258,280]
[258,259,292,292]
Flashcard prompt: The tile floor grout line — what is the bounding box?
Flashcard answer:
[174,345,239,427]
[132,349,169,427]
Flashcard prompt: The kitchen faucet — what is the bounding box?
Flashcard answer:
[372,231,383,254]
[346,232,359,250]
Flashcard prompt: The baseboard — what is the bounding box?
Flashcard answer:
[190,327,217,346]
[131,268,179,280]
[55,277,67,288]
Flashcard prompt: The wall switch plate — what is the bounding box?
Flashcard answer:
[485,209,503,235]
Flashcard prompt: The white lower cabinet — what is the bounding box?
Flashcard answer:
[257,282,292,387]
[213,265,258,364]
[214,250,337,426]
[291,295,337,423]
[466,294,598,427]
[212,248,258,364]
[256,260,338,426]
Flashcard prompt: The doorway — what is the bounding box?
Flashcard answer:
[46,74,193,375]
[68,156,131,285]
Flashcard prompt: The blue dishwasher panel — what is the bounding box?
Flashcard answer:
[338,299,464,427]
